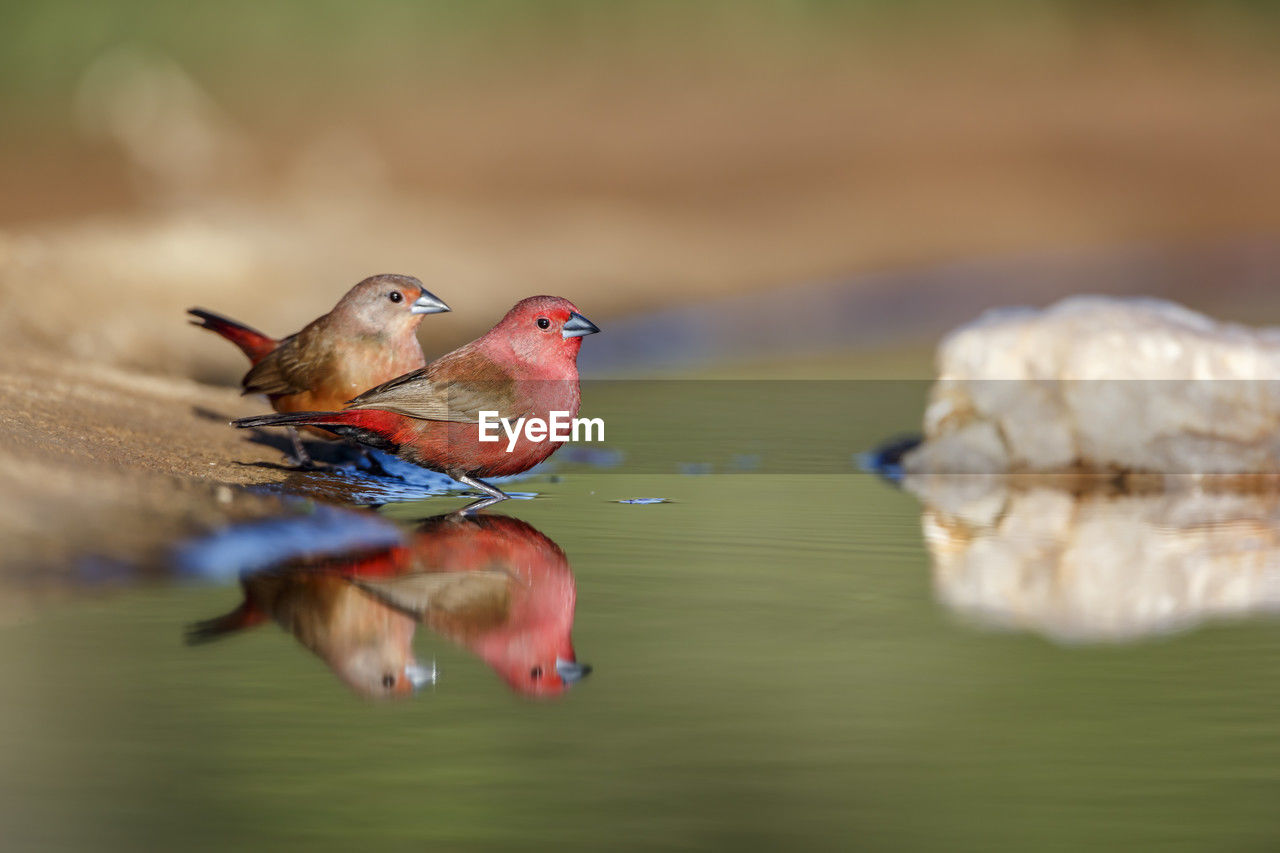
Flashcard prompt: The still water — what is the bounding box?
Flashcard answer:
[1,467,1278,850]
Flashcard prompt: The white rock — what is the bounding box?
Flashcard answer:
[904,296,1280,476]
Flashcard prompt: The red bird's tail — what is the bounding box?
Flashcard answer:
[232,409,404,452]
[189,308,278,364]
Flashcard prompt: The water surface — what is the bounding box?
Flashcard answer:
[1,467,1278,851]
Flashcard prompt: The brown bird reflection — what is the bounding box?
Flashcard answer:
[186,546,435,699]
[186,512,588,698]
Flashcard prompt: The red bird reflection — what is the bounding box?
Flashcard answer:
[358,513,590,697]
[186,512,589,699]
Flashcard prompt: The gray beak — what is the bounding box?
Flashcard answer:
[561,312,600,339]
[405,660,437,690]
[411,290,451,315]
[555,657,592,685]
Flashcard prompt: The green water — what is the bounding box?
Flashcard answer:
[0,472,1277,851]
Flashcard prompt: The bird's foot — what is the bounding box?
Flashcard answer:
[451,473,511,511]
[451,496,506,517]
[287,428,316,469]
[357,447,389,477]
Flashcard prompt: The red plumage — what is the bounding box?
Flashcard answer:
[233,295,600,503]
[354,513,588,697]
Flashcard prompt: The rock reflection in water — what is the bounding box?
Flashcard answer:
[186,512,588,698]
[908,478,1280,642]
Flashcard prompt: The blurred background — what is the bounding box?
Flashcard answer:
[5,0,1280,381]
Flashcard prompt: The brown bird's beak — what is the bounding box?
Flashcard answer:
[405,660,437,690]
[411,290,451,315]
[555,657,592,685]
[562,312,599,338]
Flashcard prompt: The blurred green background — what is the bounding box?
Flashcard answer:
[6,1,1280,109]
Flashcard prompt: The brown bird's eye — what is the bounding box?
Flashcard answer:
[381,674,396,688]
[536,317,550,330]
[530,666,543,680]
[388,291,403,304]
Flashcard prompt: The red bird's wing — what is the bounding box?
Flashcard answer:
[352,571,511,619]
[346,352,525,423]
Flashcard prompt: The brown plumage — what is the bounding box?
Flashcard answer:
[191,273,450,459]
[184,547,436,699]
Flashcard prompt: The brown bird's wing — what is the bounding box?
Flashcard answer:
[346,348,525,423]
[241,331,322,396]
[352,571,511,620]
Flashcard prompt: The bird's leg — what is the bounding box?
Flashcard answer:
[453,495,506,516]
[353,444,387,476]
[451,473,510,514]
[287,427,314,468]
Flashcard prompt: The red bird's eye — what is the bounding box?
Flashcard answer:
[536,317,550,330]
[530,666,543,679]
[388,291,403,304]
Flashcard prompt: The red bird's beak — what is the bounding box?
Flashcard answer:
[562,312,599,339]
[555,657,592,685]
[411,290,451,315]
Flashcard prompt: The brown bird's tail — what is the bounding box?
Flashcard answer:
[189,308,278,364]
[185,601,266,645]
[233,409,404,452]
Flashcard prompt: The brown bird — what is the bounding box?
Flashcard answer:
[185,549,437,700]
[191,273,450,463]
[233,296,599,509]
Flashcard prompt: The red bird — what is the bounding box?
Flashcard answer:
[354,513,589,697]
[232,295,599,508]
[190,273,450,463]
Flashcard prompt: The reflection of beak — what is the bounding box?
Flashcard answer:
[561,312,600,339]
[405,660,437,690]
[555,657,592,685]
[411,290,451,315]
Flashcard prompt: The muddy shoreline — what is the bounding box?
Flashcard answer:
[0,353,297,606]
